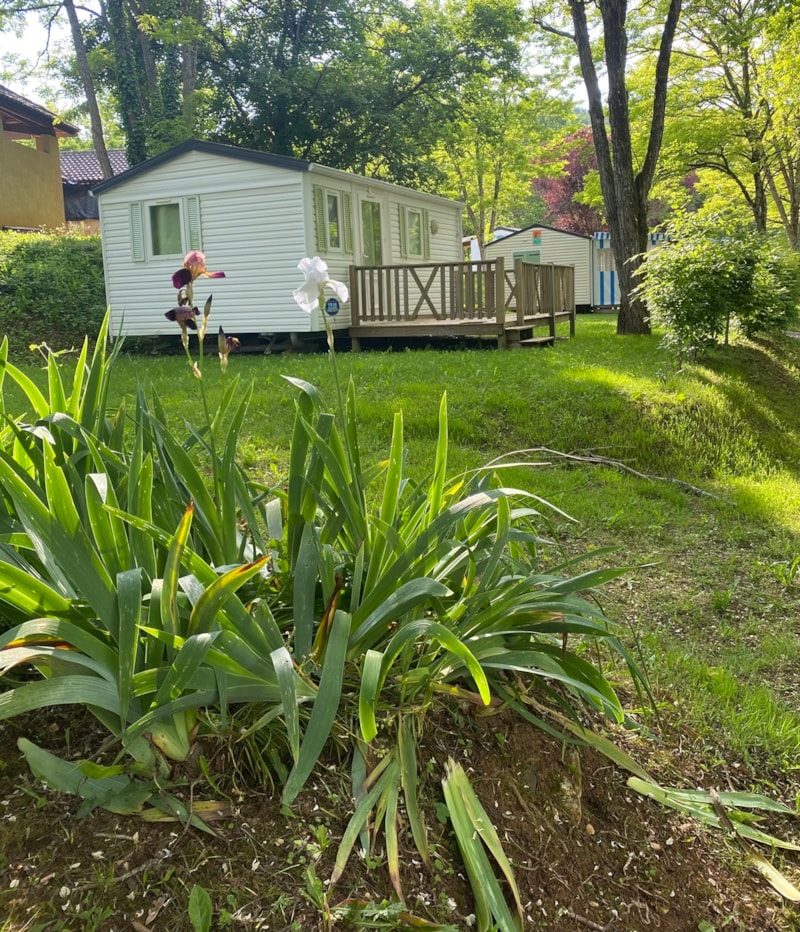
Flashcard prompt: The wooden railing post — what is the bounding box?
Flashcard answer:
[349,265,360,325]
[495,257,507,349]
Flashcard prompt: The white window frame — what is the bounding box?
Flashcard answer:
[147,199,184,258]
[314,185,353,255]
[130,196,202,262]
[399,205,430,260]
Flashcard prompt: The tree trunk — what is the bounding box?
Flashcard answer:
[104,0,148,164]
[63,0,113,178]
[567,0,682,335]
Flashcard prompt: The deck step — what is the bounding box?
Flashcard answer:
[504,320,551,333]
[518,336,555,347]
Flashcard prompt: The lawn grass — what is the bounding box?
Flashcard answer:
[14,316,800,778]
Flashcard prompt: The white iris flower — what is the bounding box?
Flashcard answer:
[293,256,349,313]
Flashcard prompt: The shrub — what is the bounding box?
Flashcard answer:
[0,230,106,354]
[637,212,800,357]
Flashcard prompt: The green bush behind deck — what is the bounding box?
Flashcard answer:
[0,231,107,354]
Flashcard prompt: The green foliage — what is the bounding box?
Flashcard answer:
[0,231,106,354]
[0,316,654,927]
[188,884,213,932]
[5,313,798,922]
[637,213,800,356]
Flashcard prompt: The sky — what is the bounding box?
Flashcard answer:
[0,16,72,102]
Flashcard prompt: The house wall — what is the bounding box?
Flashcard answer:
[0,127,65,230]
[484,226,593,308]
[305,168,463,329]
[99,148,464,338]
[99,150,309,338]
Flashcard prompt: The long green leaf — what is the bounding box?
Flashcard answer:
[117,568,143,725]
[398,718,429,866]
[283,610,350,804]
[380,620,491,707]
[0,676,122,719]
[86,473,131,587]
[629,778,800,850]
[358,649,383,743]
[272,646,301,764]
[348,578,451,653]
[0,357,51,418]
[443,759,523,932]
[0,561,73,616]
[187,556,270,638]
[18,738,153,814]
[365,412,403,590]
[331,757,401,885]
[162,503,194,638]
[292,522,320,661]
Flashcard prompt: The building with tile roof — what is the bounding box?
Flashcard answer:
[60,149,129,227]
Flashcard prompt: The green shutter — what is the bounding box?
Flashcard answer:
[314,186,328,252]
[398,205,408,258]
[186,196,202,251]
[422,209,430,259]
[130,202,145,262]
[342,192,353,254]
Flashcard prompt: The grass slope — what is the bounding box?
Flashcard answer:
[2,316,799,929]
[98,318,800,773]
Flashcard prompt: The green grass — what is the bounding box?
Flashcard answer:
[12,316,800,777]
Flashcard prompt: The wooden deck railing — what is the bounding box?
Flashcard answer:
[347,257,576,347]
[349,258,506,325]
[510,259,576,323]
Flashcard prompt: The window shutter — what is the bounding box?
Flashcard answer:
[186,196,202,251]
[130,202,145,262]
[422,209,431,259]
[398,205,408,258]
[314,186,328,251]
[342,192,353,254]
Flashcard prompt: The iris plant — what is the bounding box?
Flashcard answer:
[165,250,236,377]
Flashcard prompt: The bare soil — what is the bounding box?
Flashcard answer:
[2,702,799,931]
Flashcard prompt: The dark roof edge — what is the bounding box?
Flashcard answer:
[489,222,594,244]
[0,83,80,135]
[91,139,311,195]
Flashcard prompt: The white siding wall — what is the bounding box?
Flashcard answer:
[485,228,593,307]
[301,171,462,330]
[100,151,310,337]
[100,149,464,337]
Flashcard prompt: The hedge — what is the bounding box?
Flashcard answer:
[0,231,107,355]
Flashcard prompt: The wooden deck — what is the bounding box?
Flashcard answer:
[348,258,575,350]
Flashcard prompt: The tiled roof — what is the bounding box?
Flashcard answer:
[60,149,129,185]
[0,83,79,137]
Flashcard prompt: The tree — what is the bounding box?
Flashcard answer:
[0,0,113,168]
[533,0,683,334]
[201,0,531,187]
[430,71,574,250]
[653,0,800,246]
[0,0,206,162]
[530,126,605,234]
[637,211,800,355]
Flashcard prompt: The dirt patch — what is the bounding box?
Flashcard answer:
[1,705,799,931]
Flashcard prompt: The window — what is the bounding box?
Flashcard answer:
[360,200,383,266]
[129,196,202,262]
[314,185,353,253]
[407,209,422,256]
[327,192,341,249]
[399,205,430,259]
[150,203,182,255]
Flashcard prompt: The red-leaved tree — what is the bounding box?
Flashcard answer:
[531,127,606,235]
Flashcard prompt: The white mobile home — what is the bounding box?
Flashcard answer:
[484,223,595,311]
[92,139,463,338]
